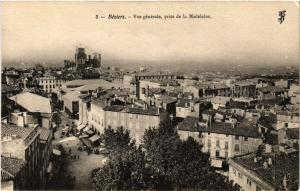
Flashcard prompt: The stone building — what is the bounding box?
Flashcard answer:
[176,99,209,119]
[276,111,299,130]
[1,123,42,189]
[231,82,256,98]
[37,76,64,94]
[8,92,53,129]
[228,147,298,191]
[177,117,262,168]
[1,156,27,191]
[89,99,161,144]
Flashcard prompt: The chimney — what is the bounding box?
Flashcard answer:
[12,134,18,140]
[254,157,258,163]
[231,123,236,128]
[263,161,268,169]
[258,126,262,134]
[265,144,272,153]
[268,157,272,166]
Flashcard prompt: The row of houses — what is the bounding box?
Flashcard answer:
[1,92,54,190]
[53,73,299,191]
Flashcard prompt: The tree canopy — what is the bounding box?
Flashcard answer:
[92,116,240,190]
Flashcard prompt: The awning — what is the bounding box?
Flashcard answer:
[211,158,223,168]
[53,149,61,156]
[77,124,87,131]
[86,130,94,135]
[89,135,101,143]
[83,127,90,132]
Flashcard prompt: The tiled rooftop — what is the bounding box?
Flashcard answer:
[1,123,36,140]
[235,81,256,86]
[230,151,299,190]
[141,79,179,86]
[1,156,26,177]
[177,116,261,138]
[285,128,299,140]
[176,98,202,107]
[227,100,248,110]
[257,97,284,106]
[39,127,51,141]
[104,105,160,116]
[258,86,286,93]
[211,96,230,104]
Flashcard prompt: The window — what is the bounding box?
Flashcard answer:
[216,140,220,147]
[207,140,211,148]
[225,141,229,150]
[225,151,228,158]
[142,88,146,94]
[216,150,220,157]
[226,134,229,137]
[234,144,240,152]
[238,172,243,179]
[256,186,262,191]
[235,135,239,140]
[247,179,252,186]
[285,123,288,128]
[245,137,248,141]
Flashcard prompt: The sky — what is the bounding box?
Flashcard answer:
[1,2,299,68]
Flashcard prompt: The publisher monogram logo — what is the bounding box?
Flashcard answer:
[278,10,286,24]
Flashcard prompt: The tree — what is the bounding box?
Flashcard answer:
[92,145,151,190]
[93,114,239,191]
[101,126,132,152]
[142,119,239,190]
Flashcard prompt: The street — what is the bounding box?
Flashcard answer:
[52,111,106,190]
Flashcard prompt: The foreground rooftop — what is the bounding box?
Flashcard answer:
[229,150,299,190]
[177,116,261,138]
